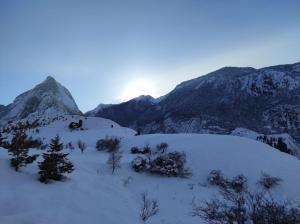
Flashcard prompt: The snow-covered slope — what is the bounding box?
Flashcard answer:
[231,127,300,157]
[0,76,81,125]
[0,118,300,224]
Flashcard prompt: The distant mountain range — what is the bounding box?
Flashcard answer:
[86,62,300,143]
[0,76,81,124]
[1,62,300,146]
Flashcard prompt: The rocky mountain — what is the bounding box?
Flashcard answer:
[88,62,300,142]
[0,76,81,124]
[86,95,156,127]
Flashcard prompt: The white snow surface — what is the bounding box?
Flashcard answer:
[1,116,300,224]
[231,127,300,156]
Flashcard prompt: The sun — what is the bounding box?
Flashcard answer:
[118,79,158,102]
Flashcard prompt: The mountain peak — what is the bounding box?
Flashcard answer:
[0,76,81,123]
[132,95,155,102]
[43,75,58,85]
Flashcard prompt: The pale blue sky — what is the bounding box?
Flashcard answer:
[0,0,299,112]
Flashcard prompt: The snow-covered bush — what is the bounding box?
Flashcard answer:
[96,137,121,152]
[131,146,191,177]
[131,156,147,172]
[258,173,282,190]
[130,145,150,154]
[230,174,247,193]
[148,151,191,177]
[68,119,83,131]
[207,170,229,188]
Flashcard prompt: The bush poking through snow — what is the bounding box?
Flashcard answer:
[132,156,147,172]
[155,142,168,154]
[230,174,248,193]
[149,151,190,177]
[96,137,121,152]
[195,172,299,224]
[258,173,282,190]
[38,135,74,183]
[65,142,74,151]
[107,149,122,174]
[140,192,159,223]
[7,130,38,172]
[132,150,191,178]
[207,170,248,192]
[130,145,150,154]
[207,170,229,188]
[77,140,86,153]
[192,186,300,224]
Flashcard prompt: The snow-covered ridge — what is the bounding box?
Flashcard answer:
[231,128,300,157]
[240,69,299,96]
[0,76,81,124]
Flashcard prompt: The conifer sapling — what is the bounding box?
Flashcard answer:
[38,135,74,183]
[7,130,38,172]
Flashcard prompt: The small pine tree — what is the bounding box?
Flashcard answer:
[38,135,74,183]
[7,130,38,172]
[107,149,122,174]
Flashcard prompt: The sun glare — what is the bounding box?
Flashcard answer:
[118,79,157,102]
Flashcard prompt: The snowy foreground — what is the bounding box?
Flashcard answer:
[0,116,300,224]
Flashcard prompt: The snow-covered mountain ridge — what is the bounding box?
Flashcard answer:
[88,62,300,146]
[0,76,81,125]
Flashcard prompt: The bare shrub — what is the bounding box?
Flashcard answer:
[66,142,75,151]
[258,172,282,190]
[107,149,122,174]
[96,137,121,152]
[193,175,300,224]
[207,170,229,188]
[156,142,168,153]
[230,174,247,193]
[123,176,133,187]
[140,192,159,223]
[77,140,86,153]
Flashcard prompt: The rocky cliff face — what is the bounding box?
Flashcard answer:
[0,76,81,124]
[88,62,300,142]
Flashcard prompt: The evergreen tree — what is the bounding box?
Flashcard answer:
[276,137,289,154]
[7,130,38,172]
[38,135,74,183]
